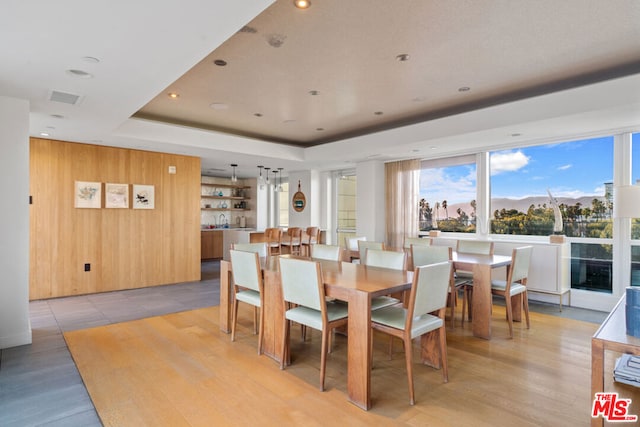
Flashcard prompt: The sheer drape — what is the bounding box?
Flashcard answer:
[385,159,420,248]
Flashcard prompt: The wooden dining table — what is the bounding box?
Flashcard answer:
[450,251,513,339]
[219,255,413,410]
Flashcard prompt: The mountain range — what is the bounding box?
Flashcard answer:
[429,195,608,219]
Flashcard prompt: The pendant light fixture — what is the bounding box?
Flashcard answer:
[257,165,265,189]
[272,169,279,192]
[230,164,238,182]
[264,167,271,184]
[278,168,284,192]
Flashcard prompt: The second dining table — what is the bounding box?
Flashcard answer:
[220,254,413,411]
[450,251,513,339]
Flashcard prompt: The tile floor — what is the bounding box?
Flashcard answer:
[0,260,606,426]
[0,262,220,427]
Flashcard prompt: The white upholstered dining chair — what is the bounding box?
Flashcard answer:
[491,246,533,338]
[371,260,452,405]
[310,244,342,261]
[278,257,349,391]
[229,249,265,354]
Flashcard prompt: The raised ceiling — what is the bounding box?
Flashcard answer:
[3,1,640,179]
[134,0,640,147]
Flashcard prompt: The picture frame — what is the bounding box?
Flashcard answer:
[105,183,129,208]
[133,184,155,209]
[74,181,102,208]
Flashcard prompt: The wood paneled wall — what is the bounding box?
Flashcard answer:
[29,138,201,300]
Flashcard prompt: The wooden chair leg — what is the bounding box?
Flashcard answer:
[253,306,258,335]
[505,295,514,338]
[404,336,415,405]
[320,327,328,391]
[280,317,289,370]
[231,299,239,342]
[448,290,456,329]
[439,326,449,383]
[258,306,264,355]
[523,291,530,329]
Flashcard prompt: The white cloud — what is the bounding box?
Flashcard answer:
[490,151,529,175]
[557,164,572,170]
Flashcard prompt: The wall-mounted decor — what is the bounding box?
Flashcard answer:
[292,180,306,212]
[105,183,129,208]
[133,184,155,209]
[74,181,102,208]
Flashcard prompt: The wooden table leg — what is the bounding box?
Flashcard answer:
[347,291,372,410]
[471,264,492,340]
[262,270,285,363]
[591,338,605,427]
[511,294,523,322]
[420,330,442,369]
[219,260,233,334]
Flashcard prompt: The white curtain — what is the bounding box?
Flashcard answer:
[385,159,420,248]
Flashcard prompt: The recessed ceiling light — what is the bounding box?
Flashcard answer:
[168,92,179,99]
[430,146,438,150]
[213,59,227,66]
[82,56,100,64]
[316,127,324,131]
[254,113,263,117]
[458,86,471,92]
[283,119,296,124]
[210,103,228,110]
[66,69,93,79]
[511,133,522,137]
[374,111,384,115]
[412,149,420,153]
[39,132,49,137]
[50,114,64,119]
[396,53,410,62]
[294,0,311,9]
[308,90,319,96]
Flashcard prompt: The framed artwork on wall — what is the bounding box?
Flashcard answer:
[292,180,306,212]
[74,181,102,208]
[105,183,129,208]
[133,184,155,209]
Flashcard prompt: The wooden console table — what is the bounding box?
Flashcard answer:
[591,294,640,426]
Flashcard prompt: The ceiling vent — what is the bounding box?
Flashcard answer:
[48,90,83,105]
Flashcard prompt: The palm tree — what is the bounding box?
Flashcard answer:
[442,200,448,219]
[435,202,440,220]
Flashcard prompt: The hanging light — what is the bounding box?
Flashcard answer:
[278,168,284,192]
[257,165,265,189]
[272,169,279,192]
[230,164,238,182]
[264,167,271,184]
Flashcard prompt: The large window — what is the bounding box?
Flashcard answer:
[337,174,357,247]
[490,136,614,237]
[490,136,614,293]
[277,181,289,227]
[419,157,477,233]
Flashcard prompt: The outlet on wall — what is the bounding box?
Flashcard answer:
[84,263,91,272]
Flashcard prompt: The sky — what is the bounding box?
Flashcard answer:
[419,134,640,205]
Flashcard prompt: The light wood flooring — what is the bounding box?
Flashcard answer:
[65,301,633,426]
[0,261,629,426]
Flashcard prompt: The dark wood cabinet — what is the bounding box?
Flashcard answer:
[201,231,223,260]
